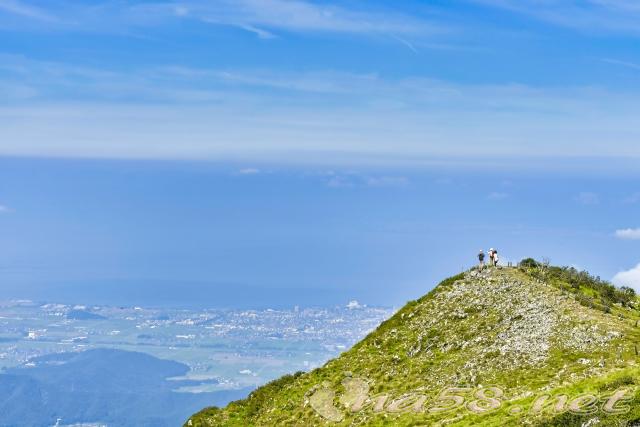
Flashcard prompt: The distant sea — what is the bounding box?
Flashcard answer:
[0,279,351,309]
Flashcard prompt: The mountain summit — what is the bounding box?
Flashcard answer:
[186,262,640,426]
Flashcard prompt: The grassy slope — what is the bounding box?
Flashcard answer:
[186,263,640,426]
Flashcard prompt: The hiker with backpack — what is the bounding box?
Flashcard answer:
[492,248,499,267]
[478,250,485,271]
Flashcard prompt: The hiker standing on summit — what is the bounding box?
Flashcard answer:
[492,248,499,267]
[478,250,485,271]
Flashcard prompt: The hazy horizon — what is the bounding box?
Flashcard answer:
[2,1,640,425]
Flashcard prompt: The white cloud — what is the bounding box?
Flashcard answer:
[613,263,640,291]
[615,228,640,240]
[0,205,10,213]
[346,300,363,309]
[365,176,409,188]
[324,173,408,188]
[238,168,261,175]
[575,192,599,205]
[326,175,355,188]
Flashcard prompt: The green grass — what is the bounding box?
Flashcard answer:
[185,262,640,427]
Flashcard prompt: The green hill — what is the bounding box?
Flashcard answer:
[185,261,640,426]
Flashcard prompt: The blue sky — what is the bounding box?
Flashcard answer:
[0,0,639,307]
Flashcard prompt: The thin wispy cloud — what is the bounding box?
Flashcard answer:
[0,0,440,39]
[187,0,436,37]
[601,58,640,71]
[487,192,509,201]
[365,176,409,188]
[7,54,640,109]
[624,193,640,204]
[239,24,277,39]
[2,58,640,165]
[0,204,11,213]
[0,56,382,98]
[238,168,261,175]
[206,68,379,94]
[174,5,189,17]
[473,0,640,34]
[615,228,640,240]
[0,0,56,22]
[325,173,409,189]
[2,14,640,168]
[390,35,419,54]
[326,175,354,188]
[575,192,599,205]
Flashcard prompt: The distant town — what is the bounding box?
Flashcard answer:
[0,299,393,393]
